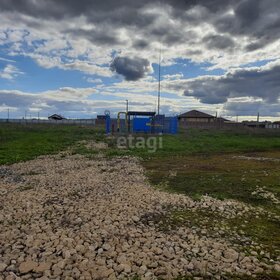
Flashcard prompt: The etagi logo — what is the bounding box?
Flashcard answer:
[117,135,163,153]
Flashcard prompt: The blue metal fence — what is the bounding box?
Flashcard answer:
[106,115,178,134]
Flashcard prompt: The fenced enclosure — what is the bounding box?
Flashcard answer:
[105,115,178,134]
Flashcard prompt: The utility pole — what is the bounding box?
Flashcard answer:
[257,112,260,122]
[157,48,161,115]
[126,100,128,114]
[7,108,9,120]
[126,100,129,133]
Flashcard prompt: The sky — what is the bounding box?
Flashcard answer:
[0,0,280,121]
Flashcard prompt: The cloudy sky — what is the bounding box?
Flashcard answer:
[0,0,280,121]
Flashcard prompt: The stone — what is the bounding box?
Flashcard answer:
[132,216,140,222]
[147,262,158,269]
[154,268,167,276]
[5,274,18,280]
[36,277,49,280]
[240,256,252,265]
[274,264,280,272]
[138,265,147,275]
[76,245,86,254]
[102,243,111,251]
[115,264,124,274]
[34,262,52,273]
[63,250,71,259]
[116,255,127,264]
[71,267,81,278]
[0,263,7,272]
[96,267,114,278]
[18,261,37,274]
[52,265,63,276]
[56,260,66,269]
[192,247,200,254]
[185,262,194,271]
[224,249,239,262]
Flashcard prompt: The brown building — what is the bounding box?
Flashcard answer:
[178,110,216,123]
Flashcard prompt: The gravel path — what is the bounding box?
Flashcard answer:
[0,154,279,279]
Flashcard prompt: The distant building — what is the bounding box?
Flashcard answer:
[242,121,272,129]
[266,121,280,129]
[97,115,107,120]
[178,110,216,123]
[96,115,107,125]
[48,114,66,121]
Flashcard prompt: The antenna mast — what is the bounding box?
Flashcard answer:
[157,48,161,115]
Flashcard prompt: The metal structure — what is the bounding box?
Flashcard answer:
[106,111,178,135]
[157,49,161,115]
[117,112,128,132]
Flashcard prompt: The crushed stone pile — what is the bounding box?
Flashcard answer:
[0,154,279,279]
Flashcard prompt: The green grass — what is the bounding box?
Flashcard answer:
[2,125,280,164]
[144,153,280,206]
[111,129,280,158]
[0,123,105,165]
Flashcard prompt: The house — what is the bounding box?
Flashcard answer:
[96,115,107,125]
[48,114,66,121]
[178,110,216,123]
[242,121,270,128]
[97,115,107,120]
[266,121,280,129]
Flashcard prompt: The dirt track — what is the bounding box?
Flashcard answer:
[0,153,279,279]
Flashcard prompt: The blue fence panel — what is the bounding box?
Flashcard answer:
[169,116,178,134]
[133,117,151,133]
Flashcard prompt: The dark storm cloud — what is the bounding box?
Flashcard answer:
[66,28,123,46]
[110,56,152,81]
[133,39,150,50]
[214,0,280,49]
[184,63,280,104]
[224,101,280,117]
[1,0,279,50]
[202,35,235,50]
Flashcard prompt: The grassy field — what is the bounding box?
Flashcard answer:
[1,124,280,164]
[0,123,104,165]
[1,123,280,279]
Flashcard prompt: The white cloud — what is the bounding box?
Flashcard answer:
[0,64,24,80]
[0,57,16,63]
[86,78,103,84]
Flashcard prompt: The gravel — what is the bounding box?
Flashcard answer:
[0,153,278,279]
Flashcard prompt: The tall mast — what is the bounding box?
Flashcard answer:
[157,48,161,115]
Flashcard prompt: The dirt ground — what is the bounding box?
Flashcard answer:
[0,153,279,280]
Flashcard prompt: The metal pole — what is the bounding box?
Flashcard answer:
[157,48,161,115]
[126,100,129,132]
